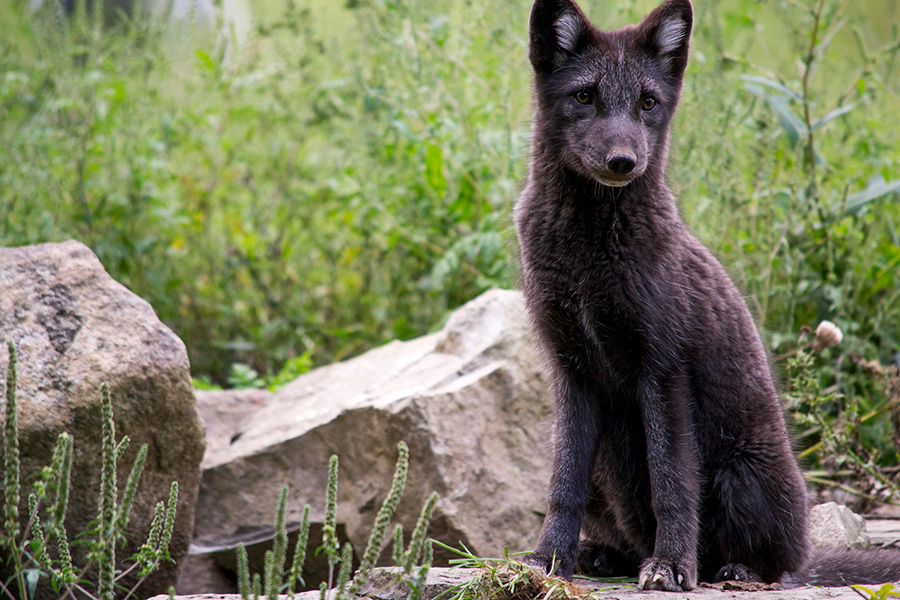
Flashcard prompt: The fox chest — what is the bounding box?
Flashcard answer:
[524,242,650,386]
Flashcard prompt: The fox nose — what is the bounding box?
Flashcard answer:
[606,152,636,174]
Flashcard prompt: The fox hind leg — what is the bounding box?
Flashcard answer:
[575,541,641,577]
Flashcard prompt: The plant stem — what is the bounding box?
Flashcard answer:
[98,382,117,600]
[3,341,26,600]
[800,0,837,280]
[801,0,826,185]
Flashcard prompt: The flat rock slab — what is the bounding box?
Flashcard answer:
[154,566,881,600]
[588,586,869,599]
[866,518,900,549]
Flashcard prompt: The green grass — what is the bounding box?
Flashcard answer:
[1,0,899,475]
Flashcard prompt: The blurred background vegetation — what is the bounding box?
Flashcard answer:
[1,0,898,492]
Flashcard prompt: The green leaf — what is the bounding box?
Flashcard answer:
[741,75,810,145]
[811,104,855,131]
[742,83,767,98]
[425,144,447,195]
[25,569,41,597]
[195,49,216,71]
[766,95,807,146]
[449,176,475,220]
[868,245,900,295]
[844,177,900,214]
[740,75,802,101]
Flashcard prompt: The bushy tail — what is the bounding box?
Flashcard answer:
[785,548,900,587]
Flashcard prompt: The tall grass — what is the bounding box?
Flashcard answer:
[1,0,898,475]
[1,0,526,383]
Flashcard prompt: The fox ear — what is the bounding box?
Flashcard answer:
[637,0,693,79]
[529,0,593,72]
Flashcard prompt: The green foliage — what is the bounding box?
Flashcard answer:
[117,444,148,534]
[286,504,311,593]
[322,454,341,590]
[1,0,898,485]
[227,363,267,391]
[267,485,290,600]
[351,442,408,586]
[0,0,522,385]
[237,543,252,598]
[343,442,409,599]
[431,543,595,600]
[236,441,437,600]
[400,492,437,575]
[391,493,438,600]
[3,341,20,544]
[98,383,117,600]
[0,341,179,600]
[392,524,405,565]
[788,330,900,501]
[853,583,900,600]
[335,542,355,598]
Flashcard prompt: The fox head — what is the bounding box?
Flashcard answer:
[528,0,692,188]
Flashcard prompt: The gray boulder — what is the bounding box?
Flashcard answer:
[188,289,552,590]
[0,240,206,598]
[808,502,871,550]
[196,388,274,463]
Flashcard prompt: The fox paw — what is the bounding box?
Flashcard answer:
[638,557,696,591]
[522,551,574,580]
[714,563,763,583]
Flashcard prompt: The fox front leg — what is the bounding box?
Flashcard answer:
[636,375,700,591]
[527,375,601,579]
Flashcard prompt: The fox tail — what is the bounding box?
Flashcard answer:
[785,548,900,587]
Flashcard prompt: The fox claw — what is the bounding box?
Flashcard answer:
[638,557,696,591]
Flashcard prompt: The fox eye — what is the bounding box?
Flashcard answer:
[574,90,593,105]
[641,95,658,111]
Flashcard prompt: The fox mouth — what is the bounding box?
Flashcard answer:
[573,153,644,187]
[581,157,644,188]
[595,168,642,187]
[596,175,636,187]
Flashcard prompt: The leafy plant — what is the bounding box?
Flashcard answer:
[784,323,900,504]
[0,341,179,600]
[234,441,438,600]
[853,583,900,600]
[431,543,623,600]
[227,363,267,390]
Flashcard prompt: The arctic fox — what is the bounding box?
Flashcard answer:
[515,0,900,590]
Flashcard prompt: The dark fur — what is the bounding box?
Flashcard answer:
[515,0,900,590]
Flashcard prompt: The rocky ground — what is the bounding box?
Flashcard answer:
[159,511,900,600]
[153,556,900,600]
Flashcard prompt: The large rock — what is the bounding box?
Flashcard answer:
[195,388,273,461]
[0,241,206,598]
[188,289,552,590]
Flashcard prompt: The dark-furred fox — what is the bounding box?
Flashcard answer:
[514,0,900,590]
